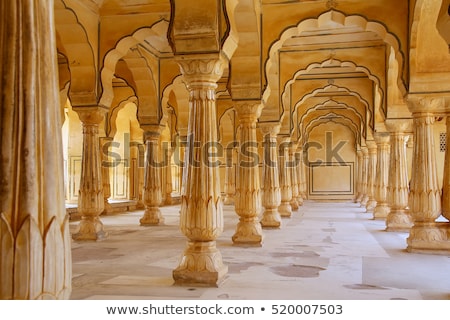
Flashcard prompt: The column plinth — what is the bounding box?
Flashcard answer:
[233,102,264,245]
[140,129,164,226]
[260,123,282,228]
[373,133,390,219]
[73,108,108,241]
[172,56,228,286]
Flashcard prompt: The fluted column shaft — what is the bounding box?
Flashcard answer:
[373,133,390,219]
[365,141,377,212]
[354,150,363,203]
[100,137,112,214]
[223,148,236,205]
[278,139,293,217]
[296,150,304,206]
[172,57,227,286]
[140,129,164,225]
[0,0,71,299]
[233,102,263,245]
[442,116,450,221]
[164,146,173,205]
[290,147,300,211]
[260,123,282,228]
[360,147,369,206]
[385,120,413,231]
[73,109,108,241]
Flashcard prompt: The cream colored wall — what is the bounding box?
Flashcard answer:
[306,122,356,200]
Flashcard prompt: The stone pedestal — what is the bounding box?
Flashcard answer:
[233,101,264,245]
[73,108,108,241]
[278,139,293,217]
[385,120,413,231]
[406,96,450,253]
[140,129,164,226]
[365,141,377,212]
[172,56,228,286]
[373,133,390,219]
[260,123,282,228]
[0,0,71,299]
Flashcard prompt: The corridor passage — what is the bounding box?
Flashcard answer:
[70,201,450,300]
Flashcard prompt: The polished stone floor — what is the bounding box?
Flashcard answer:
[69,201,450,300]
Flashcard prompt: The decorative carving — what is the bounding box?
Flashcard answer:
[177,56,226,85]
[223,149,236,205]
[233,101,264,245]
[290,148,300,211]
[354,150,364,203]
[360,147,369,206]
[164,147,173,205]
[441,116,450,221]
[100,137,113,214]
[296,151,304,206]
[365,141,378,212]
[278,139,293,217]
[407,222,450,253]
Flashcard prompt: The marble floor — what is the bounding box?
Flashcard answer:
[69,201,450,300]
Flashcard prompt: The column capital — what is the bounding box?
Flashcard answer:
[374,132,390,144]
[176,53,227,86]
[234,100,263,120]
[142,124,164,140]
[406,94,449,114]
[73,105,107,124]
[385,118,413,133]
[366,140,377,151]
[259,121,281,137]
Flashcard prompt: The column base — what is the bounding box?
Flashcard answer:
[290,199,299,211]
[164,195,172,206]
[407,222,450,254]
[386,209,413,232]
[232,219,263,246]
[72,217,108,241]
[223,196,234,205]
[173,241,228,287]
[260,208,282,228]
[360,195,369,206]
[140,207,164,226]
[373,204,390,219]
[278,202,292,218]
[297,196,303,206]
[365,199,377,212]
[353,193,361,203]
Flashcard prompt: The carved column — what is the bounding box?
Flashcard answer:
[164,146,173,205]
[373,133,390,219]
[73,108,108,241]
[278,138,293,217]
[100,137,113,215]
[407,96,450,253]
[289,146,300,211]
[260,123,282,228]
[365,141,378,212]
[140,128,164,225]
[302,151,308,198]
[172,57,228,286]
[296,150,304,206]
[360,147,369,206]
[354,149,363,203]
[223,148,236,205]
[442,115,450,222]
[385,120,413,231]
[233,101,263,245]
[0,0,71,299]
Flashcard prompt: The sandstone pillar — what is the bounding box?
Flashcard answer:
[354,149,363,203]
[260,123,282,228]
[407,96,450,253]
[365,141,378,212]
[0,0,71,299]
[172,56,228,286]
[373,132,391,219]
[233,101,264,245]
[360,147,369,206]
[289,146,300,211]
[223,148,236,205]
[73,108,108,241]
[442,115,450,222]
[385,120,413,231]
[164,146,173,205]
[140,128,164,225]
[100,137,113,214]
[278,139,293,217]
[296,149,304,206]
